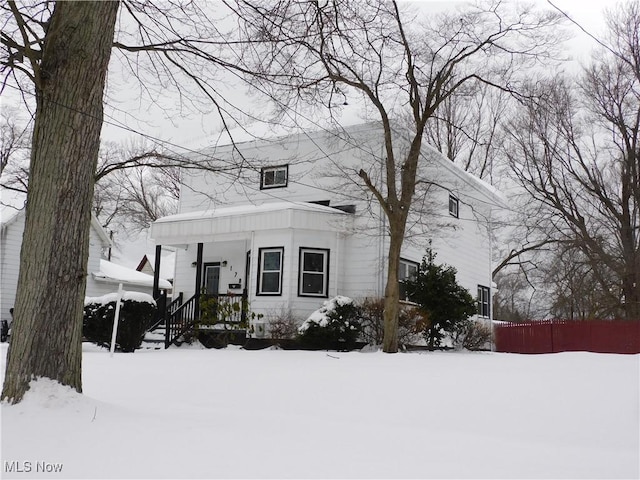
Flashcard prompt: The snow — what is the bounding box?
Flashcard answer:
[93,259,171,290]
[84,291,156,307]
[300,295,355,332]
[1,344,637,479]
[140,251,176,281]
[155,201,349,224]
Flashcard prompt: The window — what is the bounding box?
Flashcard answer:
[449,195,459,218]
[260,165,288,189]
[257,247,284,295]
[399,259,419,301]
[478,285,490,317]
[298,248,329,297]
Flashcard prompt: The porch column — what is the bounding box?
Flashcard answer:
[152,244,162,299]
[194,243,203,320]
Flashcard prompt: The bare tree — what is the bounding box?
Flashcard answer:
[1,1,119,403]
[504,2,640,320]
[232,0,564,352]
[0,0,261,403]
[425,82,509,182]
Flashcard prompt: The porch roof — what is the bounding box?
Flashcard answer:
[150,201,351,245]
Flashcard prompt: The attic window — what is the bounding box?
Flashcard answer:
[260,165,288,189]
[448,195,459,218]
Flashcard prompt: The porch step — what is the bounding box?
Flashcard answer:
[139,327,166,350]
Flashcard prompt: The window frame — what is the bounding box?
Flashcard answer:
[260,165,289,190]
[399,258,419,302]
[256,247,284,296]
[298,247,330,298]
[449,194,459,218]
[477,285,491,318]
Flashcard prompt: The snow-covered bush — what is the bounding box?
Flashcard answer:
[83,292,156,352]
[298,296,362,349]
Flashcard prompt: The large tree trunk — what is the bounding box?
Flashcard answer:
[382,217,406,353]
[2,1,119,403]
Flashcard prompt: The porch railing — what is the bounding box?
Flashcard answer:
[165,293,199,348]
[148,292,183,332]
[199,291,248,329]
[163,290,249,348]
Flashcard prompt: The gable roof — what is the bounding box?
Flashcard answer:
[136,251,176,281]
[1,204,112,247]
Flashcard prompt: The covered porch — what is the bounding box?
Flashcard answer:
[148,202,352,347]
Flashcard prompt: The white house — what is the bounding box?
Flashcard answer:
[0,205,170,323]
[150,122,505,339]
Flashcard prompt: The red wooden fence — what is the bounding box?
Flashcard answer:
[493,319,640,354]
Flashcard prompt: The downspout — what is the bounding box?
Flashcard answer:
[334,231,340,296]
[250,231,255,296]
[289,226,294,311]
[488,207,495,351]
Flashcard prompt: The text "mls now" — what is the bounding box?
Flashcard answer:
[4,461,64,473]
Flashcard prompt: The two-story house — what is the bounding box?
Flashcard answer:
[149,122,505,344]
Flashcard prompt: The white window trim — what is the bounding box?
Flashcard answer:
[449,195,459,218]
[260,165,288,189]
[298,248,329,297]
[399,258,419,302]
[257,247,284,295]
[478,285,490,318]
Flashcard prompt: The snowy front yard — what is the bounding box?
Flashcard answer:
[1,343,638,479]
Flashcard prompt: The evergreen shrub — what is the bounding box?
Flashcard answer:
[298,296,362,350]
[83,292,156,352]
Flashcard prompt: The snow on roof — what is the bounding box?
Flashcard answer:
[202,120,506,208]
[421,143,508,208]
[93,259,171,290]
[85,291,156,306]
[140,251,176,280]
[208,100,371,148]
[155,201,349,224]
[0,189,112,244]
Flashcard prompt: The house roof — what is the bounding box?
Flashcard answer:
[420,143,508,209]
[136,251,176,281]
[93,259,172,290]
[1,201,112,247]
[151,201,351,245]
[197,121,506,209]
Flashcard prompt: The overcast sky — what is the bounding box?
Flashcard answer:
[98,0,616,153]
[0,0,623,267]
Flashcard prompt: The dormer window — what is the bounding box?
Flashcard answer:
[449,195,459,218]
[260,165,288,189]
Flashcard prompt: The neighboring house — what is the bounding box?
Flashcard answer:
[136,250,175,286]
[150,122,506,341]
[0,207,111,323]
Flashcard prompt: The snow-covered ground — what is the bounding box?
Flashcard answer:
[1,343,638,479]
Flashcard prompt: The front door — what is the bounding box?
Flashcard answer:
[203,263,220,295]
